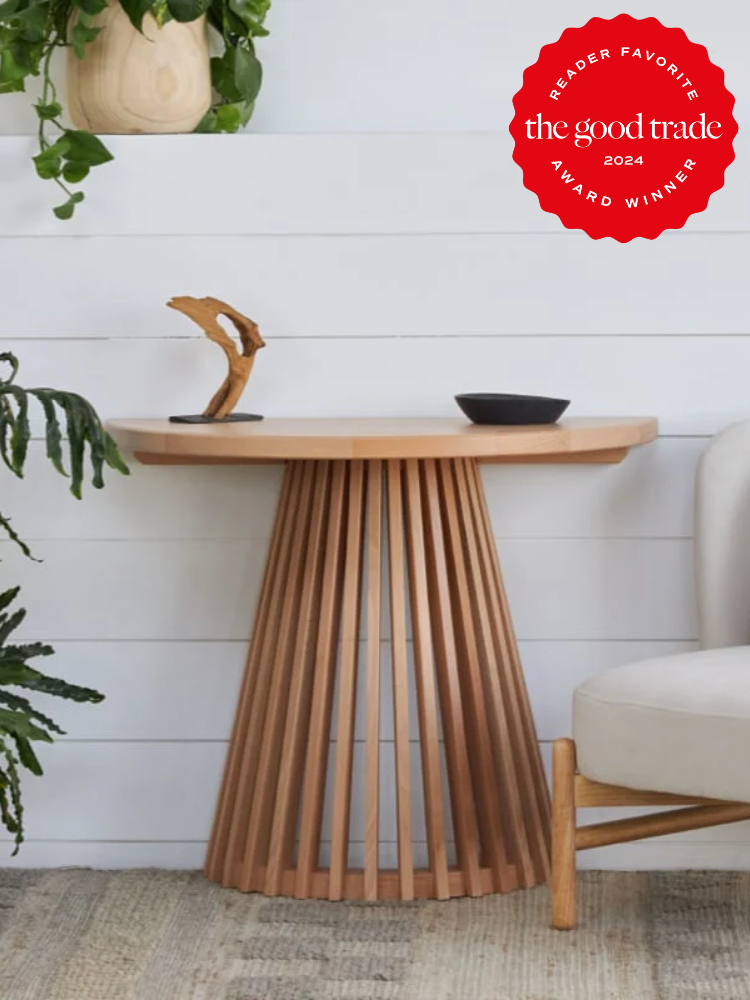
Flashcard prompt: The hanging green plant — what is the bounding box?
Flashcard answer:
[0,0,270,218]
[0,351,128,851]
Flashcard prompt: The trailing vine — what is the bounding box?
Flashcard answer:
[0,0,270,217]
[0,352,128,850]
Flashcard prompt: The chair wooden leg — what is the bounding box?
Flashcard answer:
[551,738,577,930]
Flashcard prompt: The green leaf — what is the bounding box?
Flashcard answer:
[233,44,262,103]
[53,199,75,220]
[0,353,18,385]
[13,736,42,775]
[210,50,241,103]
[70,20,102,59]
[35,101,63,121]
[227,0,270,35]
[215,102,241,131]
[62,161,89,184]
[15,4,48,35]
[0,49,28,90]
[0,589,20,614]
[0,0,22,20]
[34,391,65,475]
[152,0,171,27]
[73,0,107,14]
[63,130,113,166]
[166,0,208,22]
[194,109,219,133]
[0,514,32,559]
[118,0,152,31]
[0,708,53,743]
[32,150,61,179]
[10,38,43,73]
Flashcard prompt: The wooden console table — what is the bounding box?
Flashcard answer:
[108,416,657,901]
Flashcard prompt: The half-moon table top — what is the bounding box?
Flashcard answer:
[107,416,658,463]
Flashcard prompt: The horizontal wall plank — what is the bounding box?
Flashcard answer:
[0,132,746,236]
[1,0,748,138]
[3,446,282,542]
[5,742,225,842]
[33,642,245,742]
[6,437,698,542]
[5,336,749,436]
[4,538,695,641]
[3,235,750,338]
[5,540,267,642]
[0,842,209,869]
[269,0,750,136]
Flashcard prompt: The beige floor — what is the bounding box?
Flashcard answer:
[0,870,748,999]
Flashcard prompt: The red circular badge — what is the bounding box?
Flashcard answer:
[510,14,737,241]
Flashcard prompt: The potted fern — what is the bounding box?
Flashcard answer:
[0,0,270,218]
[0,351,128,852]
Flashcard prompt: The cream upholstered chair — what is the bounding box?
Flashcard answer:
[551,421,750,929]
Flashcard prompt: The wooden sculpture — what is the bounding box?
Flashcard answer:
[168,296,266,422]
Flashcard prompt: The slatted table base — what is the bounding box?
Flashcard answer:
[205,457,551,901]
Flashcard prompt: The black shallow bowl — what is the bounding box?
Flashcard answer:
[455,393,570,426]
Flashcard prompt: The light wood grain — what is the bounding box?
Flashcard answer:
[265,462,330,893]
[364,461,383,900]
[574,776,730,809]
[167,297,265,419]
[219,462,305,885]
[109,417,658,463]
[387,460,416,900]
[294,462,347,897]
[438,459,513,892]
[328,461,365,900]
[465,457,551,882]
[453,457,534,888]
[67,5,211,134]
[245,865,510,901]
[403,460,450,900]
[204,461,294,881]
[422,459,482,896]
[237,462,316,889]
[576,804,750,851]
[551,738,577,930]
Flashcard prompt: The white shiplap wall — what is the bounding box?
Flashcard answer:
[2,0,749,871]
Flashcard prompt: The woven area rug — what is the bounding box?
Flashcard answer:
[0,870,749,999]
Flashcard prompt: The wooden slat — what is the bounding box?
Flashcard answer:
[246,864,515,902]
[386,459,415,900]
[364,460,383,900]
[421,459,482,896]
[463,456,551,883]
[576,804,750,851]
[294,461,347,897]
[237,461,317,889]
[204,461,295,880]
[403,459,450,901]
[451,457,533,886]
[482,448,629,465]
[111,416,658,463]
[328,460,365,900]
[265,462,331,893]
[551,738,577,930]
[221,460,307,885]
[437,458,514,892]
[574,775,731,808]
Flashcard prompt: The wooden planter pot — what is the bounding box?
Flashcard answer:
[67,3,212,134]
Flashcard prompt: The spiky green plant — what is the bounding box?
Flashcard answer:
[0,350,128,851]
